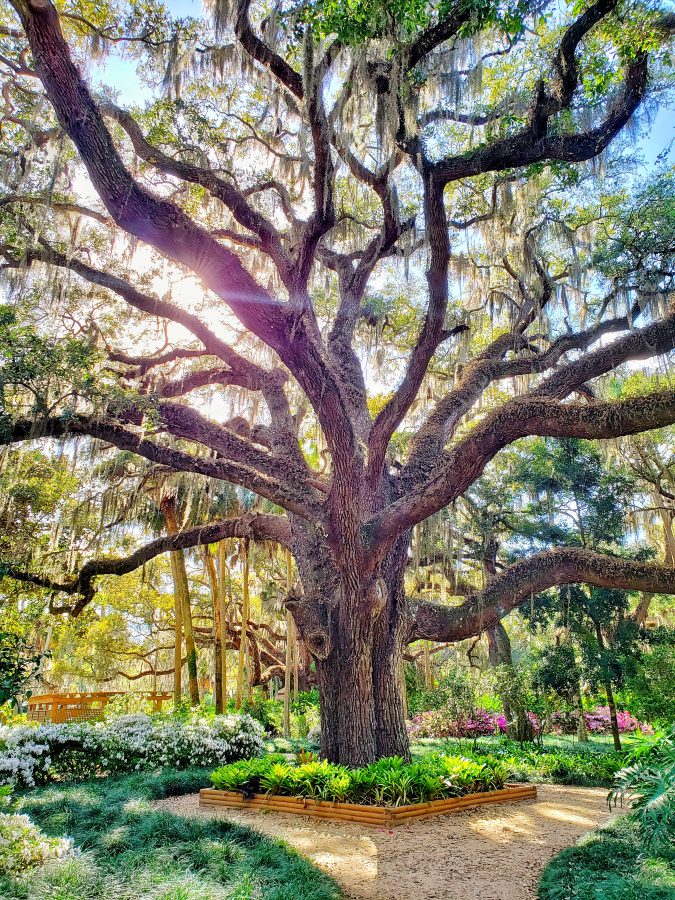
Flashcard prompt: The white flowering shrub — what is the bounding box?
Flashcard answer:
[0,811,73,874]
[0,713,264,787]
[0,785,72,875]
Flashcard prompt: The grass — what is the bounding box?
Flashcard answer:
[538,814,675,900]
[1,768,341,900]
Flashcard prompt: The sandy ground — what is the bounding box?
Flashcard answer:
[156,784,615,900]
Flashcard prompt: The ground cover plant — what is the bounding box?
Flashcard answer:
[0,768,341,900]
[538,814,675,900]
[0,713,264,787]
[210,753,508,806]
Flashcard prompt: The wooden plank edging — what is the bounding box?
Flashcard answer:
[199,782,537,827]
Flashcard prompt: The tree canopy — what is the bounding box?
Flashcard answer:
[0,0,674,764]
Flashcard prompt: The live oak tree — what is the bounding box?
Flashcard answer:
[1,0,675,765]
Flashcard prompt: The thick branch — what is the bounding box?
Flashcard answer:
[14,0,355,465]
[431,53,648,184]
[371,390,675,545]
[408,548,675,643]
[3,512,290,615]
[3,414,321,518]
[406,304,668,479]
[99,100,290,280]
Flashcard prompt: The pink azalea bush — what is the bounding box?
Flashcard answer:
[548,708,653,736]
[583,706,652,735]
[408,708,508,739]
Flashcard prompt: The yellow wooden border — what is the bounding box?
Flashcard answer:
[199,782,537,827]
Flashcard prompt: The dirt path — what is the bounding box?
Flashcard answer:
[156,784,615,899]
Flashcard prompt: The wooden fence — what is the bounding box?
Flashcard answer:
[26,691,173,723]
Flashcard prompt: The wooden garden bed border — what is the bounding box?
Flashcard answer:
[199,782,537,827]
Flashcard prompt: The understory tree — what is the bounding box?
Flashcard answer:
[1,0,674,764]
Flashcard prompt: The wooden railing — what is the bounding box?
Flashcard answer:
[27,691,173,723]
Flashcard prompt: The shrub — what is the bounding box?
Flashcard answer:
[412,737,626,786]
[0,787,72,876]
[407,707,508,739]
[584,706,652,735]
[609,724,675,851]
[0,810,72,875]
[210,752,508,806]
[0,713,264,787]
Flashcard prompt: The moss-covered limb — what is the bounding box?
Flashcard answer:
[538,815,675,900]
[408,548,675,644]
[371,391,675,545]
[4,769,340,900]
[2,513,290,616]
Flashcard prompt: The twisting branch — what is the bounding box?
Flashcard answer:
[404,303,673,483]
[2,414,324,519]
[408,548,675,643]
[233,0,304,99]
[12,0,358,465]
[98,100,291,281]
[0,193,111,224]
[3,513,290,615]
[370,390,675,545]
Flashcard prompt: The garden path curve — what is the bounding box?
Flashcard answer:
[156,784,616,899]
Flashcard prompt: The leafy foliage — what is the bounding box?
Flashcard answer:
[609,725,675,852]
[210,752,508,806]
[0,632,43,709]
[411,736,627,786]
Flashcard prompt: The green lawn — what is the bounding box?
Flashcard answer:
[3,769,340,900]
[538,814,675,900]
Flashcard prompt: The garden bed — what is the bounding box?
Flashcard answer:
[199,782,537,827]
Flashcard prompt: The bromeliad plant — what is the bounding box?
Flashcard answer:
[210,753,508,807]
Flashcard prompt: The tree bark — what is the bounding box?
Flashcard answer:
[283,548,293,737]
[290,538,411,766]
[235,539,250,709]
[486,621,513,722]
[173,561,183,704]
[604,678,622,752]
[593,621,622,751]
[162,499,199,706]
[203,546,223,713]
[217,540,229,707]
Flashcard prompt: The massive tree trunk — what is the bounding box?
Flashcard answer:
[289,534,411,766]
